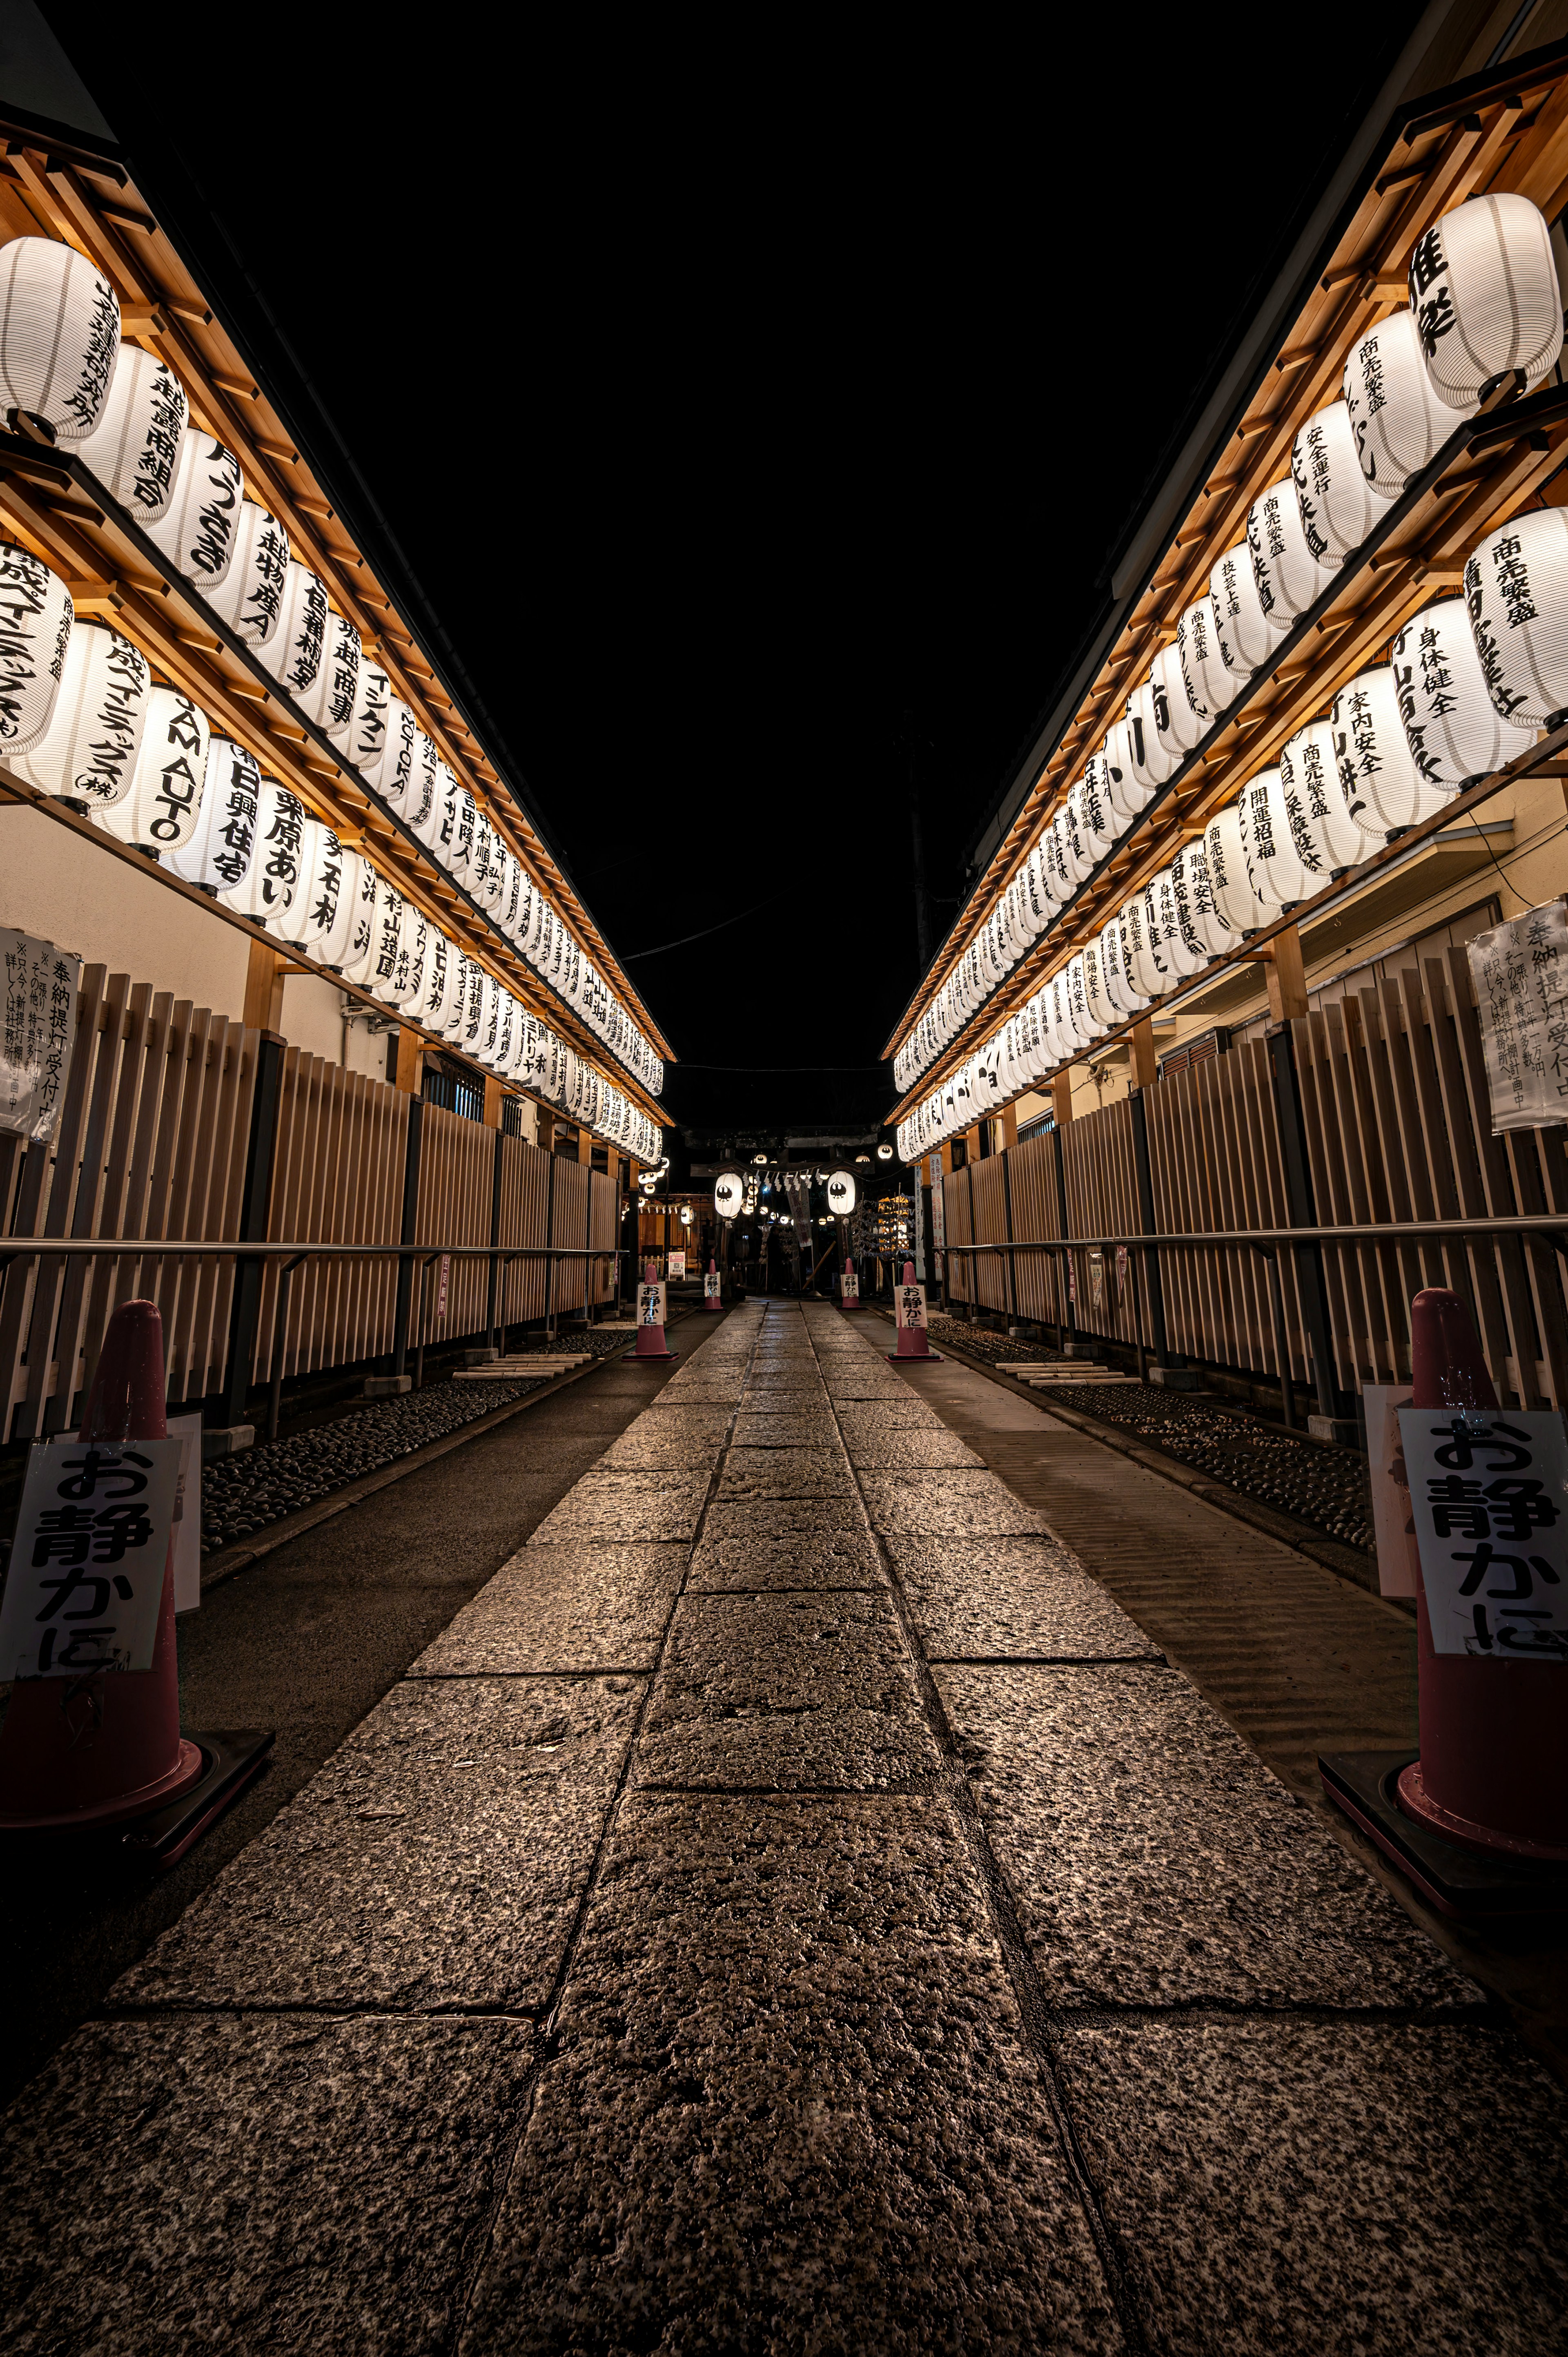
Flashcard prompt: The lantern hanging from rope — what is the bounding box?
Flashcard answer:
[1179,591,1247,718]
[370,699,419,808]
[166,737,260,894]
[9,619,149,807]
[1125,889,1169,998]
[1343,308,1464,495]
[287,822,349,959]
[1276,718,1365,876]
[1292,399,1394,566]
[1203,803,1268,932]
[203,499,289,646]
[1409,194,1562,409]
[94,685,209,857]
[1391,594,1512,789]
[76,346,185,524]
[0,546,71,758]
[1248,475,1332,624]
[1463,507,1568,729]
[257,561,330,708]
[338,861,382,989]
[1153,865,1207,977]
[1331,664,1450,837]
[145,433,243,590]
[1099,915,1148,1015]
[316,612,363,742]
[419,925,456,1031]
[1152,640,1205,759]
[1212,541,1290,674]
[1237,770,1312,908]
[221,778,306,928]
[0,237,119,442]
[1128,677,1183,787]
[343,663,393,786]
[1101,719,1155,825]
[1171,836,1235,958]
[415,758,459,854]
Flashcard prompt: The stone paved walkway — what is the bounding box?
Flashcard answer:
[4,1301,1567,2354]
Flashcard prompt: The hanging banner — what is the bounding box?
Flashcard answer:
[0,930,80,1141]
[1466,900,1568,1133]
[167,1410,203,1613]
[0,1435,182,1678]
[1398,1405,1568,1657]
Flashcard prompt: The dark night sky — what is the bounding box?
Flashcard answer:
[45,10,1428,1135]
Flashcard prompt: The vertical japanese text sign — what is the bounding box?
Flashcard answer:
[1398,1406,1568,1658]
[703,1269,721,1300]
[841,1265,859,1304]
[1466,900,1568,1133]
[895,1281,927,1331]
[637,1279,666,1327]
[0,930,80,1140]
[0,1436,181,1677]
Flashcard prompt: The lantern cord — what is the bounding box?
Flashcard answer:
[618,892,786,958]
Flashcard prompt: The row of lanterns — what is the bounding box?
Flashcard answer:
[894,189,1565,1095]
[0,234,664,1105]
[896,492,1568,1162]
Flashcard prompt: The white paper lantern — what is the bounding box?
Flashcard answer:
[1080,939,1120,1030]
[1204,804,1267,932]
[494,846,522,937]
[76,347,186,525]
[1152,866,1207,978]
[257,561,331,707]
[1277,719,1365,876]
[9,620,149,805]
[287,821,350,957]
[167,738,260,893]
[459,961,489,1057]
[1343,308,1466,497]
[145,433,243,591]
[373,700,420,809]
[436,948,469,1039]
[1249,475,1332,625]
[1129,677,1183,787]
[1390,594,1511,789]
[1101,719,1155,825]
[1292,400,1393,567]
[418,925,456,1031]
[1152,640,1205,760]
[390,908,434,1010]
[94,686,209,855]
[1178,593,1246,719]
[338,861,381,987]
[0,238,118,441]
[1410,194,1562,410]
[471,972,501,1064]
[446,788,478,883]
[316,614,363,742]
[1100,916,1148,1015]
[1463,507,1568,729]
[1331,665,1449,837]
[220,778,306,927]
[0,547,71,759]
[203,499,289,646]
[1238,770,1312,907]
[358,881,404,1002]
[1019,840,1053,935]
[1171,837,1235,957]
[473,812,504,909]
[1125,889,1169,997]
[344,663,394,783]
[1212,541,1289,674]
[1056,795,1097,887]
[414,758,459,854]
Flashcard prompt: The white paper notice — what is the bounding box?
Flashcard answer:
[1398,1405,1568,1658]
[167,1411,203,1612]
[0,930,80,1141]
[703,1271,721,1300]
[0,1435,181,1677]
[637,1280,666,1328]
[667,1251,686,1279]
[841,1267,860,1304]
[1363,1384,1418,1599]
[895,1282,927,1331]
[1466,900,1568,1133]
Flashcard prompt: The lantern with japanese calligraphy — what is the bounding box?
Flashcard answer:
[1276,718,1365,878]
[166,737,260,894]
[1163,852,1210,974]
[203,499,289,646]
[76,346,186,524]
[0,546,71,759]
[1178,591,1247,718]
[434,947,468,1039]
[145,433,244,591]
[1331,664,1448,836]
[1203,803,1268,932]
[316,611,363,742]
[1292,400,1394,566]
[1343,308,1462,495]
[1078,939,1118,1032]
[364,884,408,1004]
[388,907,432,1009]
[1248,475,1332,625]
[1152,865,1207,978]
[1238,769,1312,908]
[494,845,522,938]
[1099,915,1147,1015]
[414,757,460,855]
[343,662,393,787]
[218,778,305,928]
[0,237,119,442]
[397,730,439,838]
[337,859,381,988]
[369,698,419,809]
[1409,194,1562,410]
[1212,541,1289,674]
[1171,836,1235,958]
[1151,640,1205,760]
[1102,718,1155,825]
[1121,892,1164,998]
[418,924,457,1032]
[256,560,330,707]
[9,620,150,809]
[1463,506,1568,728]
[1056,794,1096,888]
[94,685,209,857]
[445,787,479,884]
[1391,594,1511,789]
[1128,676,1183,788]
[287,821,351,959]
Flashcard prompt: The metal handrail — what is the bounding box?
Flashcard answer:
[0,1239,623,1259]
[937,1216,1568,1250]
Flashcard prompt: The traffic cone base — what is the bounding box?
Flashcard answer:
[1395,1759,1568,1865]
[0,1726,203,1832]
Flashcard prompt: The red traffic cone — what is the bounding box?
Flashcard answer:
[840,1255,863,1313]
[703,1255,723,1311]
[1395,1287,1568,1860]
[634,1258,677,1361]
[888,1260,941,1362]
[0,1300,203,1830]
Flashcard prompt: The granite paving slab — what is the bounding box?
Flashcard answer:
[934,1663,1472,2011]
[715,1444,849,1500]
[834,1397,945,1432]
[1055,2020,1568,2357]
[700,1495,868,1542]
[0,2014,534,2357]
[637,1590,942,1789]
[858,1468,1048,1535]
[844,1427,985,1469]
[822,1376,920,1399]
[729,1410,839,1447]
[599,1427,727,1473]
[116,1675,643,2011]
[651,1382,746,1407]
[460,1792,1122,2356]
[686,1528,888,1591]
[742,1374,828,1395]
[528,1467,712,1544]
[410,1542,688,1675]
[886,1533,1163,1661]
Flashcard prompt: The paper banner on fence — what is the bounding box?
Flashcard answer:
[0,1434,182,1678]
[167,1411,203,1612]
[1466,899,1568,1134]
[1398,1405,1568,1657]
[0,930,80,1141]
[1362,1384,1418,1599]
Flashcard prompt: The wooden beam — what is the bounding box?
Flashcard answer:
[243,937,285,1034]
[1051,1073,1074,1127]
[1264,923,1309,1024]
[1129,1019,1157,1091]
[394,1028,423,1094]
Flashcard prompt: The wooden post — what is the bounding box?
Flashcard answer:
[394,1028,423,1093]
[577,1122,591,1164]
[1264,921,1309,1023]
[1129,1018,1158,1090]
[999,1102,1019,1150]
[243,937,285,1035]
[964,1123,982,1162]
[1051,1071,1074,1128]
[483,1075,503,1128]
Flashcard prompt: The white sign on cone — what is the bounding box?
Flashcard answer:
[0,1435,182,1678]
[842,1267,860,1305]
[704,1270,721,1300]
[638,1280,667,1328]
[895,1280,927,1330]
[1399,1405,1568,1657]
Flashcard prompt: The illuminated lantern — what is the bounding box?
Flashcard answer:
[473,811,503,908]
[1152,640,1205,759]
[387,907,432,1009]
[1100,915,1148,1015]
[1248,475,1331,624]
[9,620,149,807]
[220,778,306,928]
[1292,400,1393,566]
[1277,718,1364,878]
[316,612,363,741]
[1236,771,1311,907]
[1331,665,1448,836]
[1123,892,1164,998]
[366,885,409,1004]
[399,731,439,836]
[95,685,209,856]
[257,561,330,707]
[287,822,354,960]
[145,433,243,590]
[460,960,489,1057]
[1212,540,1288,673]
[0,546,71,758]
[1058,794,1098,886]
[1390,595,1510,791]
[1463,508,1568,729]
[1203,803,1267,932]
[1179,591,1246,717]
[338,860,381,988]
[1152,865,1206,977]
[1409,194,1562,409]
[445,788,478,883]
[371,699,419,808]
[1171,836,1235,957]
[493,845,521,936]
[167,737,259,894]
[1068,950,1109,1038]
[343,662,393,784]
[436,948,468,1040]
[1344,308,1463,495]
[0,238,118,440]
[1101,719,1155,825]
[415,757,459,853]
[1129,676,1182,787]
[419,924,457,1031]
[472,970,501,1062]
[1081,938,1121,1030]
[204,499,289,646]
[1020,839,1053,934]
[76,347,185,524]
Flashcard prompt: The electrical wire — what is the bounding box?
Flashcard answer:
[619,892,787,959]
